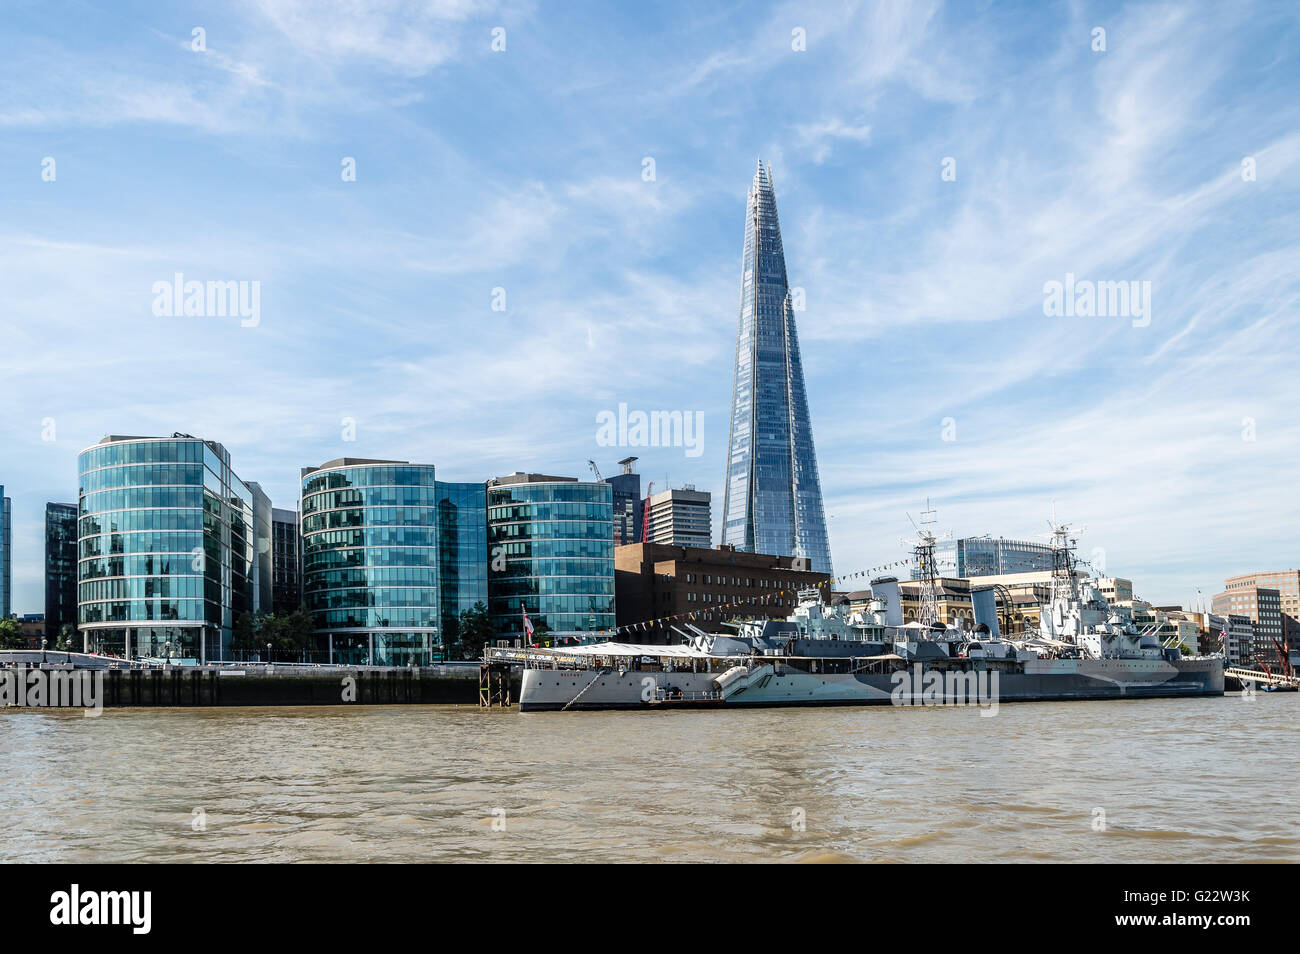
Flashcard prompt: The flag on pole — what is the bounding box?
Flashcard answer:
[521,602,534,640]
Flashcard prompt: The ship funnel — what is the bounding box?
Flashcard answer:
[871,576,904,627]
[971,586,1001,640]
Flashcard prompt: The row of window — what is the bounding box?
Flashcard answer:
[304,567,440,589]
[81,486,207,514]
[80,440,208,471]
[306,588,440,611]
[486,577,615,598]
[488,521,614,543]
[490,540,614,560]
[303,527,440,550]
[301,486,444,514]
[78,463,207,495]
[79,598,217,624]
[488,484,612,507]
[79,531,204,559]
[303,546,438,573]
[490,558,614,579]
[302,467,438,497]
[302,507,440,534]
[78,577,219,602]
[308,607,441,629]
[487,503,612,523]
[682,573,813,590]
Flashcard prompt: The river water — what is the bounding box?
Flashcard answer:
[2,695,1295,863]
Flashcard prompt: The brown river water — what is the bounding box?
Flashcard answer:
[1,694,1296,863]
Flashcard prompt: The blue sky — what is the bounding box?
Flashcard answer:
[2,0,1298,614]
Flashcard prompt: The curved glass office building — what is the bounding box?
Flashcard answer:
[77,435,257,662]
[300,458,488,665]
[487,474,615,640]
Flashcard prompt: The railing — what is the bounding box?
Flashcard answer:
[1226,667,1300,688]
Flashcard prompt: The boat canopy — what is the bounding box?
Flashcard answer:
[545,641,715,659]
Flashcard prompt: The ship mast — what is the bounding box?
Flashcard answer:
[905,500,949,630]
[1046,517,1082,604]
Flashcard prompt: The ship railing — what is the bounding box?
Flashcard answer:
[653,687,724,703]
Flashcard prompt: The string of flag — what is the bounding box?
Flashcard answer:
[613,556,934,635]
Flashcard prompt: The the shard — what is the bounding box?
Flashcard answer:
[721,160,834,576]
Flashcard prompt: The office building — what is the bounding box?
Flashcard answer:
[1213,579,1288,669]
[645,486,711,548]
[922,536,1055,580]
[77,434,259,661]
[44,502,78,639]
[487,473,615,641]
[247,481,274,616]
[299,458,488,664]
[721,160,833,575]
[271,507,301,615]
[614,542,827,642]
[604,457,642,546]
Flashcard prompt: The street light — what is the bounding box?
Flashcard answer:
[164,640,171,667]
[40,638,46,666]
[266,642,272,666]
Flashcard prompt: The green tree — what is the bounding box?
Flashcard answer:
[0,618,26,650]
[455,602,495,660]
[231,611,258,657]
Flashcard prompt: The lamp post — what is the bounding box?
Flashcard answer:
[266,642,272,666]
[164,640,171,668]
[40,637,46,666]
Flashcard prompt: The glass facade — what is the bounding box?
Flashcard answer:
[721,160,833,575]
[487,477,615,639]
[271,507,301,615]
[76,436,258,662]
[44,502,79,638]
[300,460,488,664]
[436,481,489,634]
[920,537,1056,579]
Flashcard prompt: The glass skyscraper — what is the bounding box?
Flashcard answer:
[721,160,833,575]
[44,502,79,639]
[77,435,259,661]
[299,458,488,665]
[487,474,615,640]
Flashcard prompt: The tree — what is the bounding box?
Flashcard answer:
[455,602,495,660]
[231,612,258,657]
[0,618,26,650]
[56,624,76,652]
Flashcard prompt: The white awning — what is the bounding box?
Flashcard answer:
[544,641,716,659]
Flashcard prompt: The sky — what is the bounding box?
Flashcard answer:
[1,0,1298,615]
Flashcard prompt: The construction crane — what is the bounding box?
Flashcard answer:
[587,460,602,482]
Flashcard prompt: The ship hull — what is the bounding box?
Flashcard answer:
[518,657,1223,711]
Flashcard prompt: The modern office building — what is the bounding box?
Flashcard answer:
[299,458,489,664]
[1213,579,1289,669]
[604,457,642,546]
[922,536,1055,580]
[645,486,712,548]
[77,434,259,661]
[247,481,274,616]
[487,473,615,641]
[721,160,833,576]
[614,542,828,642]
[435,480,489,633]
[0,487,11,618]
[271,507,302,615]
[1225,614,1255,669]
[301,458,436,665]
[44,502,79,639]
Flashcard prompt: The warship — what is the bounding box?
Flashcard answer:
[494,523,1224,711]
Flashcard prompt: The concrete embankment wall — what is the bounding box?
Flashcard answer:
[7,664,521,707]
